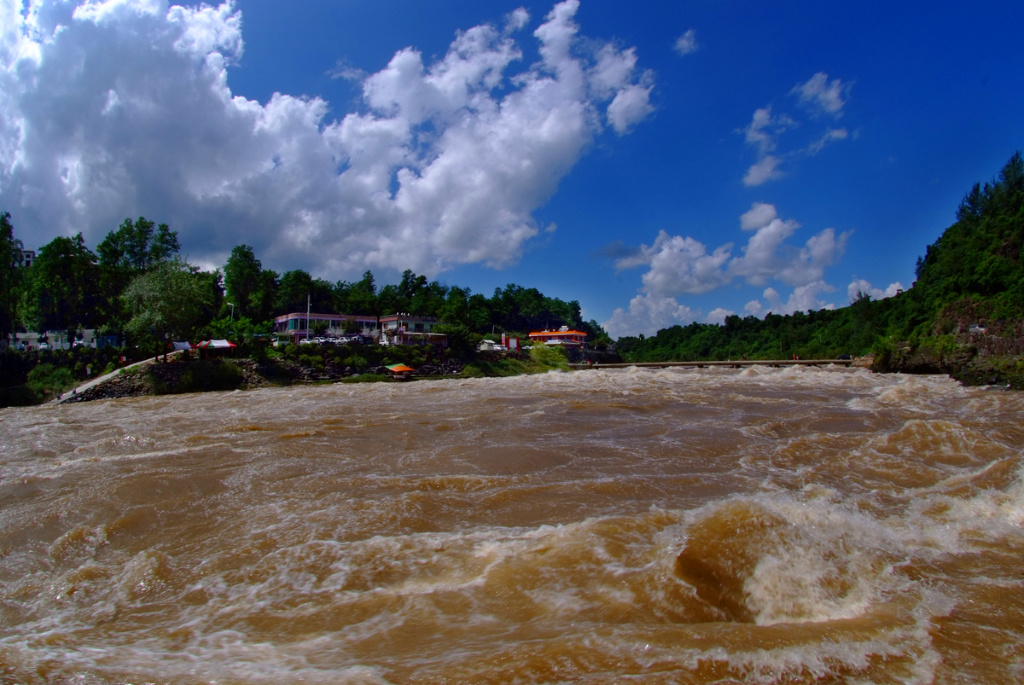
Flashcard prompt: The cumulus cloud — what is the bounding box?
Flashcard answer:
[620,230,733,297]
[760,281,837,315]
[673,29,698,56]
[706,307,733,325]
[847,278,904,302]
[603,293,696,339]
[744,299,765,317]
[740,73,852,186]
[604,203,850,334]
[0,0,654,278]
[739,202,778,230]
[617,203,849,293]
[743,155,783,187]
[505,7,531,33]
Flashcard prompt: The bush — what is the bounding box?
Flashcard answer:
[153,360,245,394]
[26,363,76,399]
[343,353,368,369]
[528,344,571,371]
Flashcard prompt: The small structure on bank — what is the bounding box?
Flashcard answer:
[528,326,587,348]
[385,363,415,380]
[196,339,236,359]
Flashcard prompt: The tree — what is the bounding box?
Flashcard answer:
[275,270,334,315]
[97,217,180,325]
[98,217,180,271]
[122,258,211,360]
[24,234,100,342]
[223,245,263,320]
[251,269,279,323]
[346,270,378,316]
[276,269,315,313]
[0,212,24,342]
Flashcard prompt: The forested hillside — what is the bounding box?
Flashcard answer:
[617,153,1024,383]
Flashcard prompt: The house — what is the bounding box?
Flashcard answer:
[273,312,378,344]
[528,326,587,347]
[378,313,447,347]
[477,339,506,352]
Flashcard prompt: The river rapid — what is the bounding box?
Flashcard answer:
[1,366,1022,683]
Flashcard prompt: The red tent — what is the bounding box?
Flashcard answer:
[197,339,236,349]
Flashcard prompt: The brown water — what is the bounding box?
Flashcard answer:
[1,366,1023,683]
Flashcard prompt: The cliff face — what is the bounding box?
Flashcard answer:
[871,324,1024,388]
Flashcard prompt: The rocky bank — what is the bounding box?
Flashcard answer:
[63,357,467,403]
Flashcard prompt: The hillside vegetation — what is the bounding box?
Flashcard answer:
[617,153,1024,386]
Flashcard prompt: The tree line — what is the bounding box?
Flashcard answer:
[0,216,611,356]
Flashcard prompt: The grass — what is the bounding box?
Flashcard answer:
[461,345,571,377]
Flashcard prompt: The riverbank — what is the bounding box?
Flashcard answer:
[58,357,456,403]
[870,344,1024,389]
[39,344,1024,405]
[56,347,576,403]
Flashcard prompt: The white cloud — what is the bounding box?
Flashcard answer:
[740,106,793,186]
[807,127,849,155]
[603,293,696,339]
[728,216,801,285]
[792,72,848,117]
[759,280,837,315]
[607,83,654,134]
[618,203,848,296]
[706,307,734,325]
[590,45,654,134]
[739,202,778,230]
[740,73,853,186]
[673,29,698,56]
[743,155,783,187]
[0,0,654,279]
[605,203,850,335]
[619,230,733,296]
[847,278,904,302]
[505,7,531,33]
[743,106,785,154]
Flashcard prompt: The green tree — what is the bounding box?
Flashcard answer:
[0,212,25,342]
[97,217,180,325]
[122,258,211,360]
[97,217,180,271]
[251,269,279,324]
[223,245,264,320]
[276,269,315,313]
[345,270,378,316]
[24,234,100,343]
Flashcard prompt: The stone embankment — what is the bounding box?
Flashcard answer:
[871,323,1024,389]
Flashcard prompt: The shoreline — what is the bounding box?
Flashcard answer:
[14,347,1021,407]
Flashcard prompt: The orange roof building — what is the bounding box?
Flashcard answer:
[528,327,587,347]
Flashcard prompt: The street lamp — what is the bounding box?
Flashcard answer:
[227,302,235,321]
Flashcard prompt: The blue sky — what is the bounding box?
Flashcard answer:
[2,0,1022,337]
